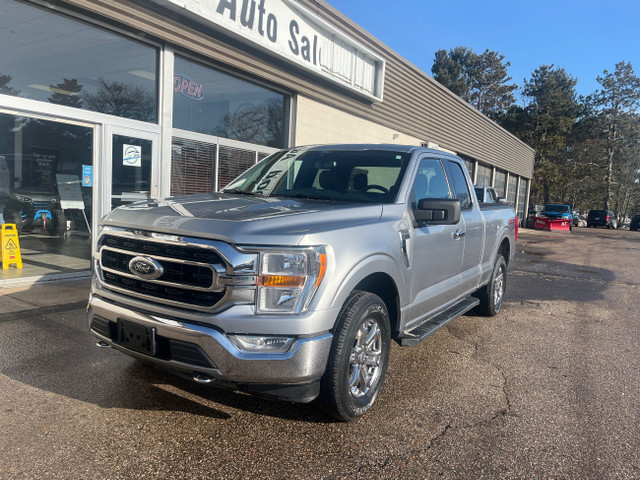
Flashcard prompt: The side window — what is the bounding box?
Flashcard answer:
[411,159,450,207]
[446,161,472,210]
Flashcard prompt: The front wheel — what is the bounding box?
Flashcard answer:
[47,207,67,237]
[475,255,507,316]
[3,207,25,233]
[317,291,390,421]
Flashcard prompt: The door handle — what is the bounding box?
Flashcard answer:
[453,230,466,239]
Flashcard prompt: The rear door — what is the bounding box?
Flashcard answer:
[444,159,484,294]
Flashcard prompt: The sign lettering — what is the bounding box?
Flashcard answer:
[150,0,385,100]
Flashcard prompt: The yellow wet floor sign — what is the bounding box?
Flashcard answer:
[1,223,23,269]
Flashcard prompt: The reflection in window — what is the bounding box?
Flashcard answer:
[447,161,472,210]
[0,0,158,122]
[412,159,450,207]
[173,56,288,148]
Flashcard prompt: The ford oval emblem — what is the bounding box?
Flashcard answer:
[128,256,164,280]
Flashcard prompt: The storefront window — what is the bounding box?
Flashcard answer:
[0,112,93,279]
[0,0,158,122]
[173,56,288,148]
[494,170,506,197]
[476,164,492,186]
[507,175,518,205]
[111,135,152,209]
[518,178,528,220]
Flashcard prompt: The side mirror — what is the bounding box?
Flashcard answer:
[413,198,461,225]
[496,197,508,204]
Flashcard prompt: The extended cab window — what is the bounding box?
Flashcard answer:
[411,159,451,208]
[446,161,472,210]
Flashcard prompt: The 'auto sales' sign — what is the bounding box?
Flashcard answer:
[150,0,385,101]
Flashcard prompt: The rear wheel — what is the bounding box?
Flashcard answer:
[475,255,507,316]
[317,291,390,421]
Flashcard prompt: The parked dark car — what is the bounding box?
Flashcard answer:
[587,209,617,229]
[630,215,640,231]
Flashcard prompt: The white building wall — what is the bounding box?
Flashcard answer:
[295,96,423,146]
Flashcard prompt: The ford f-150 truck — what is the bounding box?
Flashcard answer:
[88,144,517,421]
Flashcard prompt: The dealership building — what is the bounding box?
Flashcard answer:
[0,0,534,284]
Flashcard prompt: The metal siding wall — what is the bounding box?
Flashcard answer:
[57,0,534,179]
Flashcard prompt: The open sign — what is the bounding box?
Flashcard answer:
[174,74,204,100]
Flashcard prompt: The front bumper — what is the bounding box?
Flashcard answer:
[88,295,333,401]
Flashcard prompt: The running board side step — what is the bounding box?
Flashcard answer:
[397,296,480,346]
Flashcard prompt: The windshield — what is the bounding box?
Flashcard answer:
[223,148,412,204]
[544,204,570,214]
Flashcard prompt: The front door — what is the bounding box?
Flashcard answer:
[407,157,464,325]
[104,126,159,213]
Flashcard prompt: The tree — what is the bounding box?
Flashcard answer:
[431,47,517,119]
[590,61,640,210]
[507,65,580,205]
[83,78,155,122]
[431,46,473,99]
[48,78,83,108]
[0,73,20,96]
[213,98,284,147]
[467,49,518,119]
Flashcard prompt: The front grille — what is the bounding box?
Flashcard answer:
[101,234,223,264]
[98,232,229,310]
[101,249,214,289]
[102,271,224,308]
[32,200,51,211]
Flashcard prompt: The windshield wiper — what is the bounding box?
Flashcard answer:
[222,189,258,196]
[275,193,339,201]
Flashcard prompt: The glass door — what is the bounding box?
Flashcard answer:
[104,126,159,212]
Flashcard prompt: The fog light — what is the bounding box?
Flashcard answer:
[229,335,294,353]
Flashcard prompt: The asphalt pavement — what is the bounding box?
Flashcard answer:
[0,227,639,479]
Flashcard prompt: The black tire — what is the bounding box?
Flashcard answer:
[475,255,507,316]
[3,207,25,233]
[317,291,390,422]
[47,207,67,237]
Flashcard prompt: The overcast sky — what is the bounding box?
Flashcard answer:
[326,0,640,101]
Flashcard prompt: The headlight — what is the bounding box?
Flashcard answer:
[255,247,327,314]
[14,194,32,202]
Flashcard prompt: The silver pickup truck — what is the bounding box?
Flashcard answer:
[88,144,517,421]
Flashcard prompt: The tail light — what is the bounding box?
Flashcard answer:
[515,216,518,242]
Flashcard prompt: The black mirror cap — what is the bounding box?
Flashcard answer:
[413,198,461,225]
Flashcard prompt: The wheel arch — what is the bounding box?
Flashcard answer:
[497,236,511,267]
[352,273,400,338]
[327,254,406,338]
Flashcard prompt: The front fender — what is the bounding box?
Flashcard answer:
[329,252,408,314]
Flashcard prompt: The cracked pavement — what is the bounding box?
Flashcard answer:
[1,227,639,479]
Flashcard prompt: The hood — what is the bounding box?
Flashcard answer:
[102,193,384,245]
[542,211,571,220]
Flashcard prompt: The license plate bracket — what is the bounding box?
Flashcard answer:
[117,319,156,355]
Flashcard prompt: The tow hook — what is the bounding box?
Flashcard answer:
[193,373,215,384]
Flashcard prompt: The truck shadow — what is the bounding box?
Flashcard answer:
[0,302,326,423]
[502,249,615,304]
